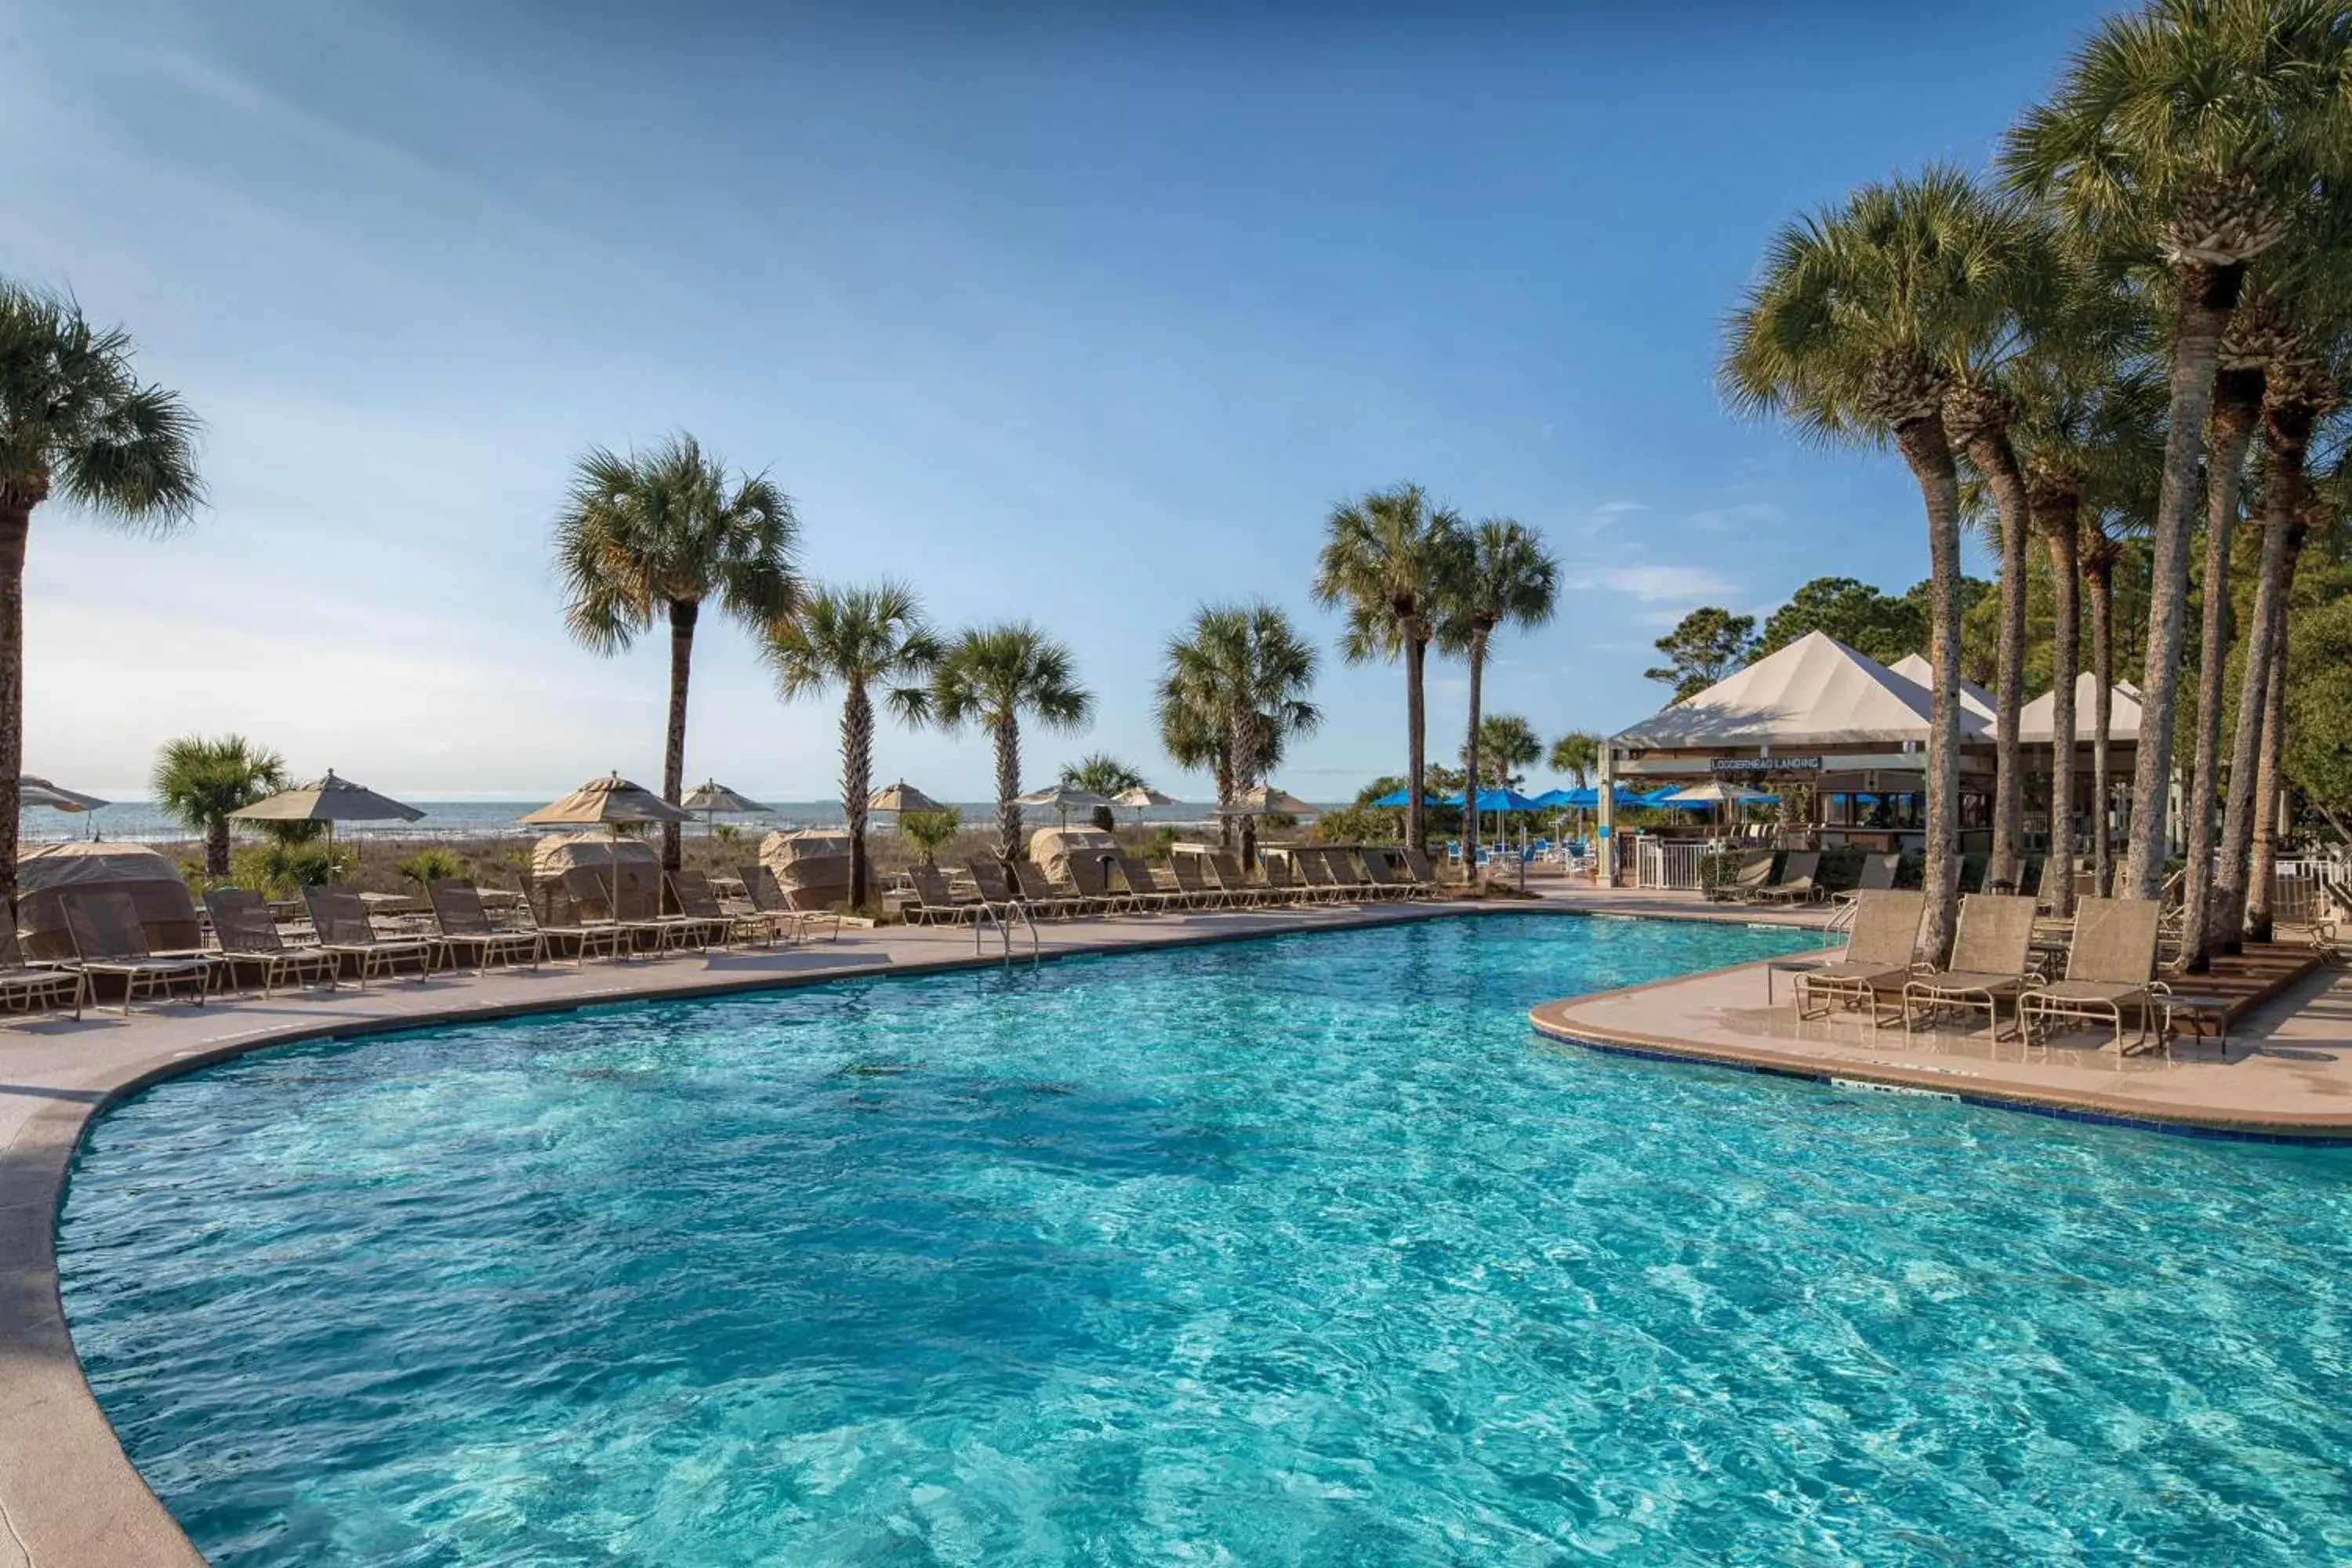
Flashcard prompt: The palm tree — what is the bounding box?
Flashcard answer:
[1471,714,1542,786]
[152,735,285,880]
[1059,752,1145,832]
[0,283,201,909]
[2002,0,2352,898]
[1548,730,1602,788]
[1722,168,2029,960]
[764,582,938,909]
[1312,484,1467,858]
[1157,604,1321,865]
[554,432,801,873]
[1438,517,1560,880]
[929,622,1094,866]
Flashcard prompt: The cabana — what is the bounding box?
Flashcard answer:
[760,829,852,912]
[16,842,201,963]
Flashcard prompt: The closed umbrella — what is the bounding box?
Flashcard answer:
[230,769,424,858]
[520,773,693,827]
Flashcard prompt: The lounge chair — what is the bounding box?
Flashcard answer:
[1207,851,1269,908]
[1258,854,1318,908]
[1164,855,1235,910]
[962,858,1032,915]
[1398,847,1443,898]
[652,869,736,949]
[1109,851,1184,913]
[425,879,548,973]
[60,889,214,1013]
[2017,896,2165,1051]
[1290,848,1352,904]
[903,864,985,924]
[203,887,339,996]
[1065,851,1140,915]
[1752,850,1824,905]
[303,887,440,984]
[1011,859,1091,917]
[1832,853,1901,906]
[1708,850,1775,902]
[736,864,837,943]
[521,871,634,965]
[1901,893,2039,1041]
[668,869,778,947]
[0,924,84,1021]
[1359,847,1422,902]
[1794,889,1925,1025]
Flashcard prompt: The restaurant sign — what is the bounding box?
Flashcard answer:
[1709,756,1822,775]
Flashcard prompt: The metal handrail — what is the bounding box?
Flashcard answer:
[970,901,1040,967]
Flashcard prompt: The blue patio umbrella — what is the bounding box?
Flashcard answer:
[1529,788,1577,808]
[1370,787,1414,808]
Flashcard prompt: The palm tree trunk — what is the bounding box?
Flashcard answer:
[662,598,699,873]
[2181,370,2262,965]
[1405,630,1429,858]
[1896,413,1965,963]
[842,679,873,910]
[1462,626,1488,888]
[993,716,1022,867]
[2087,552,2116,896]
[2125,262,2245,899]
[0,503,26,914]
[1962,427,2031,889]
[2034,481,2082,919]
[2248,565,2297,944]
[205,815,231,880]
[2221,422,2310,943]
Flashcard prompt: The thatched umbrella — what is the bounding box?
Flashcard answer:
[230,769,424,858]
[520,773,692,828]
[1014,783,1113,826]
[1112,784,1179,835]
[1217,784,1318,818]
[868,780,944,814]
[681,779,765,836]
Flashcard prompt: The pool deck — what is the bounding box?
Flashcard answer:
[2,883,2340,1564]
[1530,942,2352,1141]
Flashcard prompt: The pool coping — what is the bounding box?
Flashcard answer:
[1528,956,2352,1144]
[5,895,1805,1567]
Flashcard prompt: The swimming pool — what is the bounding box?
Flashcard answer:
[55,914,2352,1563]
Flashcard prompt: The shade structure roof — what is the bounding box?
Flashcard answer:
[1217,784,1318,815]
[1887,653,1998,729]
[519,773,692,826]
[1112,786,1181,808]
[1613,631,1987,748]
[230,770,423,824]
[681,779,765,814]
[868,780,944,813]
[19,775,110,812]
[1014,784,1113,811]
[2016,674,2144,743]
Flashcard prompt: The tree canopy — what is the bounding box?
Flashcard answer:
[1645,608,1756,701]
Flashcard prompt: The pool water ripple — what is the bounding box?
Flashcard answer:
[55,914,2352,1563]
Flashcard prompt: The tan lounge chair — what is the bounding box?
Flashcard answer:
[1163,855,1231,910]
[1109,851,1184,913]
[904,864,985,924]
[204,887,339,996]
[961,858,1031,914]
[0,924,84,1021]
[1794,889,1925,1025]
[1753,850,1824,905]
[1065,850,1141,915]
[1258,855,1317,908]
[1708,850,1775,902]
[1207,851,1269,908]
[737,864,836,943]
[1902,893,2038,1041]
[669,869,779,947]
[1396,846,1445,899]
[1011,858,1091,917]
[1291,848,1354,904]
[1358,847,1420,902]
[426,879,547,973]
[521,871,634,965]
[1831,853,1900,907]
[2017,896,2165,1051]
[60,888,214,1013]
[303,887,439,984]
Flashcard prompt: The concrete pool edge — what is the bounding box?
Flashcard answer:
[1529,958,2352,1144]
[5,896,1801,1566]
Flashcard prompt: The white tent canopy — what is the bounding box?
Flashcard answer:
[1887,653,1998,730]
[2016,673,2144,744]
[1613,632,1987,748]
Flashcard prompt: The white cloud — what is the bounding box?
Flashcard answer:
[1687,501,1787,533]
[1563,561,1740,602]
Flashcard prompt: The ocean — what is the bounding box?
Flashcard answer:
[18,799,1293,846]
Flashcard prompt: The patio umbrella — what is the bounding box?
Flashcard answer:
[519,773,693,827]
[869,780,944,814]
[1112,785,1180,835]
[681,779,765,837]
[1659,782,1776,806]
[1217,785,1318,817]
[230,769,424,858]
[19,776,110,811]
[1370,787,1413,808]
[1014,783,1114,826]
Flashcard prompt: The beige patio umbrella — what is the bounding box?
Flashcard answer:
[1112,784,1179,834]
[230,769,423,858]
[868,780,944,814]
[1014,782,1113,826]
[1217,784,1319,817]
[681,779,764,836]
[20,776,110,811]
[519,773,693,827]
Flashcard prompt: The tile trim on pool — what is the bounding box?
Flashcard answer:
[2,896,1808,1568]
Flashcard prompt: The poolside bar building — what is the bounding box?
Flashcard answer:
[1593,632,2141,884]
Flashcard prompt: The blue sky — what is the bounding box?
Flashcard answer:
[4,0,2114,800]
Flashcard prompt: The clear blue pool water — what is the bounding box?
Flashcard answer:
[55,914,2352,1564]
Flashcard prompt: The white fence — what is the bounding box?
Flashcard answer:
[1636,838,1707,892]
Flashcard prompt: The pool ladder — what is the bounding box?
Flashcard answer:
[973,899,1040,967]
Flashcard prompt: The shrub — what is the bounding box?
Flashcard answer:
[897,808,962,867]
[396,847,469,885]
[230,841,349,899]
